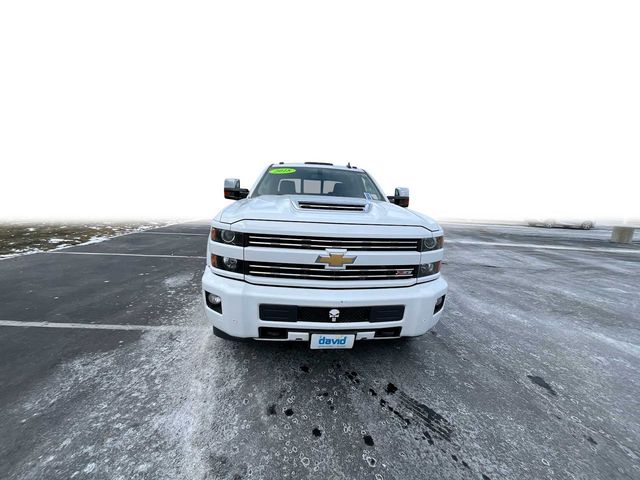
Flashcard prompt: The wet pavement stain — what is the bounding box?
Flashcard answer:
[344,371,453,441]
[300,365,309,373]
[363,434,375,446]
[385,383,398,394]
[527,375,557,396]
[396,391,453,442]
[379,398,411,428]
[312,427,322,438]
[340,367,496,479]
[423,430,434,445]
[206,453,248,479]
[267,403,277,415]
[284,408,294,416]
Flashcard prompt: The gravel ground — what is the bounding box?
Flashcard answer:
[0,221,638,480]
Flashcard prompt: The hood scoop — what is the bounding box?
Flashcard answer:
[296,200,369,212]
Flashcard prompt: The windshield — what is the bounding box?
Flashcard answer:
[253,167,385,200]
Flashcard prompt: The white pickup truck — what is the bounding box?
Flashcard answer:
[202,162,447,349]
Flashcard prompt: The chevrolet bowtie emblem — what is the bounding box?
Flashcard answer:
[315,250,357,269]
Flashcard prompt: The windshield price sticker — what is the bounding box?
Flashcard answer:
[269,168,296,175]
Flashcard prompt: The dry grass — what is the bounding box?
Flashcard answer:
[0,222,163,257]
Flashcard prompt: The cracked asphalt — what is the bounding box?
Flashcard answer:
[0,221,638,479]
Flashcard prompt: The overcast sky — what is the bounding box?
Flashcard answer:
[1,1,638,223]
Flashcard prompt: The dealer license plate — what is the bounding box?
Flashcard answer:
[310,333,355,349]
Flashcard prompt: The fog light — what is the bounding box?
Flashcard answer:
[418,261,441,277]
[223,256,238,270]
[420,263,434,276]
[207,293,221,305]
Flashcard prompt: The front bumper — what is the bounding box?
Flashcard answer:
[202,267,448,341]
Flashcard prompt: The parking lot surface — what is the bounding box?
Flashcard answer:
[0,222,638,479]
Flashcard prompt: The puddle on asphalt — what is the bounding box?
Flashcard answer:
[527,375,557,396]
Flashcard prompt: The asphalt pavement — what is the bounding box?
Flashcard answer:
[0,221,638,480]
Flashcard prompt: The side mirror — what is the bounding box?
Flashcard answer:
[387,187,410,207]
[224,178,249,200]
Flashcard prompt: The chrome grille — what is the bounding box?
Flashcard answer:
[246,234,420,251]
[246,261,417,280]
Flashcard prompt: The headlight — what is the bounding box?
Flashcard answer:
[221,230,236,243]
[420,236,443,252]
[211,228,245,246]
[211,254,244,273]
[418,261,441,277]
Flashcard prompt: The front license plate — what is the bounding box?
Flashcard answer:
[310,333,355,349]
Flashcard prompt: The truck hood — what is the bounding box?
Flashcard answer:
[218,195,440,231]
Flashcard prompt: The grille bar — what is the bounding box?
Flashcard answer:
[250,236,417,244]
[247,234,420,251]
[249,272,413,279]
[246,262,417,280]
[248,265,412,273]
[249,243,413,250]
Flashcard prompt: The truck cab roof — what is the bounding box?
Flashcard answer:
[270,162,364,172]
